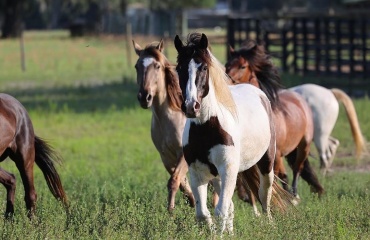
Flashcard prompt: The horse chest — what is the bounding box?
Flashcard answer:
[183,116,234,176]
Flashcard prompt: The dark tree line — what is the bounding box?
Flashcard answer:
[0,0,216,38]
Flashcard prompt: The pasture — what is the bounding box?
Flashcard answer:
[0,31,369,239]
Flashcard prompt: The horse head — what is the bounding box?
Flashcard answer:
[133,39,166,109]
[225,41,260,87]
[225,40,283,107]
[174,33,211,118]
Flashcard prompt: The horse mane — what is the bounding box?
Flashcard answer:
[186,33,237,118]
[142,43,183,111]
[237,40,284,109]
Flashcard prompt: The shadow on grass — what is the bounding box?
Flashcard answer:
[5,77,140,113]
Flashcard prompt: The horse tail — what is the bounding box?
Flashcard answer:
[331,88,366,159]
[34,136,68,207]
[239,165,296,214]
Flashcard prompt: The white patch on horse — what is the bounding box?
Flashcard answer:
[186,59,202,104]
[142,57,155,68]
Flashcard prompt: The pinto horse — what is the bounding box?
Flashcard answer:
[290,84,366,174]
[225,41,324,198]
[174,33,294,234]
[133,39,195,211]
[0,93,68,218]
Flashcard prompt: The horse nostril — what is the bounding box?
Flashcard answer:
[194,101,200,111]
[146,94,152,102]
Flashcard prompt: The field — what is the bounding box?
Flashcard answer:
[0,31,369,239]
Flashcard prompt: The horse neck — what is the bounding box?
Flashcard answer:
[245,70,260,88]
[198,77,224,122]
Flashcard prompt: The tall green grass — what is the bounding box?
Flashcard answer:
[0,31,369,239]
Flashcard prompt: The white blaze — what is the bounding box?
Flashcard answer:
[186,59,202,104]
[142,57,155,68]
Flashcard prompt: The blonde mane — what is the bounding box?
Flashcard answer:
[208,50,237,119]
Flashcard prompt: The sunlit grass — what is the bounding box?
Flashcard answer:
[0,31,369,239]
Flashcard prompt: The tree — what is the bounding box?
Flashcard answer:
[148,0,216,10]
[1,0,24,38]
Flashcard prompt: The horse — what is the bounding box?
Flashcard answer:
[289,84,366,174]
[225,40,324,198]
[132,39,195,212]
[0,93,68,218]
[226,42,366,175]
[174,33,294,234]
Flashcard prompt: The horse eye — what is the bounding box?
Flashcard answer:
[240,65,246,69]
[202,65,208,71]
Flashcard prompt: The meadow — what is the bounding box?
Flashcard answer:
[0,31,369,239]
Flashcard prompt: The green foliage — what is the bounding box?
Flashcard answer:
[149,0,216,10]
[0,31,369,239]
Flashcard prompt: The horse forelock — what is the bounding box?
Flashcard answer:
[237,43,283,110]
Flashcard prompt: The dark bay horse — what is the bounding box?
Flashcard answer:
[0,93,68,218]
[132,39,195,211]
[174,33,294,234]
[225,41,324,198]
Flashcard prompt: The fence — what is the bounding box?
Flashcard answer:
[227,15,370,96]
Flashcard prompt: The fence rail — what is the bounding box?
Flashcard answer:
[227,15,370,96]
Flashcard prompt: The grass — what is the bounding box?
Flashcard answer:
[0,31,369,239]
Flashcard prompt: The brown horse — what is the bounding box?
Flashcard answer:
[132,39,195,211]
[0,93,68,218]
[225,41,324,198]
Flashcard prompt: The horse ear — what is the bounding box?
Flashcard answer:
[199,33,208,50]
[228,45,235,58]
[229,45,235,53]
[132,40,142,56]
[174,35,183,53]
[157,39,164,52]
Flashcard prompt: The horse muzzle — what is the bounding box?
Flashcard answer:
[183,100,200,118]
[137,91,153,109]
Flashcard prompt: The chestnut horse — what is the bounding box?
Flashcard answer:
[133,39,195,211]
[0,93,68,218]
[225,40,324,198]
[175,33,294,234]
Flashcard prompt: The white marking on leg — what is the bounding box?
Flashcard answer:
[258,170,274,221]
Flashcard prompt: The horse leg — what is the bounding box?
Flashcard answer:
[177,156,195,207]
[188,167,213,230]
[11,148,37,219]
[235,175,260,216]
[290,140,311,197]
[236,176,250,203]
[0,167,16,218]
[273,151,289,191]
[166,155,194,211]
[327,136,340,168]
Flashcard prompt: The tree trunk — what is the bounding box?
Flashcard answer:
[1,0,22,38]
